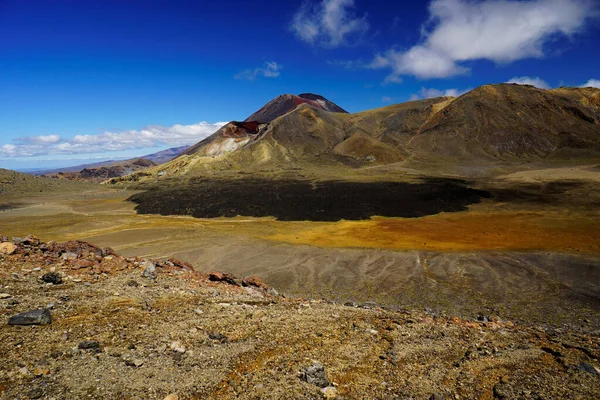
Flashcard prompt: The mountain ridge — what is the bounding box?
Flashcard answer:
[111,84,600,182]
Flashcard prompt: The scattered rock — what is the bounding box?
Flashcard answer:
[578,362,600,376]
[493,382,513,399]
[61,252,78,261]
[127,279,140,287]
[78,340,101,351]
[0,293,12,299]
[322,386,338,399]
[242,275,268,290]
[267,287,279,297]
[477,314,489,322]
[72,259,93,270]
[209,272,238,285]
[142,261,157,280]
[33,367,51,376]
[208,332,229,343]
[170,341,186,353]
[102,247,115,257]
[122,353,145,367]
[22,235,40,246]
[429,394,447,400]
[41,272,63,284]
[0,242,17,255]
[132,358,144,367]
[28,387,44,399]
[7,309,52,326]
[105,347,122,357]
[300,362,330,388]
[164,394,179,400]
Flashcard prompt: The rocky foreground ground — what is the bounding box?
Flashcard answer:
[0,236,599,399]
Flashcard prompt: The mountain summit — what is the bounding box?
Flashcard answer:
[245,93,347,123]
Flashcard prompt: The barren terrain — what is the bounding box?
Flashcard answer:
[2,166,599,328]
[0,236,599,399]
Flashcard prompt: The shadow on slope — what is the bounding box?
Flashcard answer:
[128,178,490,221]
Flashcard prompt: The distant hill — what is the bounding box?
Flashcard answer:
[110,84,600,182]
[34,145,190,181]
[142,145,191,164]
[0,168,96,197]
[46,158,159,181]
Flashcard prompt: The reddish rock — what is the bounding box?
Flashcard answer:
[48,240,103,259]
[242,276,268,290]
[22,235,40,246]
[100,257,131,273]
[157,258,195,272]
[72,259,93,270]
[209,272,238,285]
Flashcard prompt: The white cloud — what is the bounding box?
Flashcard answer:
[0,121,227,158]
[506,76,551,89]
[409,86,470,100]
[1,144,16,153]
[580,79,600,88]
[235,61,282,81]
[381,96,393,103]
[370,0,597,80]
[290,0,369,47]
[14,134,61,145]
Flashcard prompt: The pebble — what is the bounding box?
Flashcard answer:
[7,309,52,326]
[41,272,63,285]
[141,261,157,280]
[78,340,101,351]
[578,362,600,376]
[132,358,144,367]
[170,341,186,353]
[33,367,50,376]
[208,332,228,343]
[61,252,78,261]
[300,362,330,388]
[0,293,11,299]
[164,394,178,400]
[322,386,338,399]
[122,354,145,368]
[28,388,44,399]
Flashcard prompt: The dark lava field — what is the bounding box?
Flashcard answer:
[128,178,491,221]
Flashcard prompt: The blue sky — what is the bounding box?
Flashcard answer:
[1,0,599,170]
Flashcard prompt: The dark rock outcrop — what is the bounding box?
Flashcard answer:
[7,309,52,326]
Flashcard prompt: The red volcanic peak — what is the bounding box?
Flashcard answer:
[245,93,347,124]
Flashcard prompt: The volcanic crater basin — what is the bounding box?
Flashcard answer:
[127,178,491,221]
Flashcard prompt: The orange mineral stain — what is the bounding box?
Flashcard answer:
[266,211,600,255]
